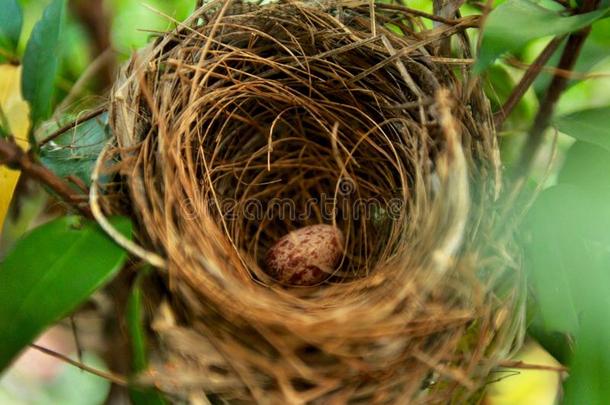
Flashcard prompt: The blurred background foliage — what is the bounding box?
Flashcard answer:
[1,0,610,404]
[2,0,195,104]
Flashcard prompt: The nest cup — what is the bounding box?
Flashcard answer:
[98,1,523,402]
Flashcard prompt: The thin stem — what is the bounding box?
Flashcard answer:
[499,359,568,372]
[30,343,130,387]
[0,48,19,65]
[505,56,610,80]
[38,107,105,147]
[494,36,564,128]
[69,316,84,364]
[379,2,472,25]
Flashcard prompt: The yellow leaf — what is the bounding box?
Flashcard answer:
[0,64,31,232]
[484,340,563,405]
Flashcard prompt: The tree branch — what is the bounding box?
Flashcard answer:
[494,36,564,128]
[0,138,92,218]
[513,0,601,179]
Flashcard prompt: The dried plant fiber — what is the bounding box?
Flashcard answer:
[93,0,524,403]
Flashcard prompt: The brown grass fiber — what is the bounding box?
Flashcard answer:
[91,1,525,403]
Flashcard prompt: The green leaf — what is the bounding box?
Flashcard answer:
[524,134,610,405]
[559,141,610,190]
[130,385,167,405]
[475,0,607,72]
[127,270,168,405]
[127,274,149,373]
[0,215,131,371]
[554,107,610,152]
[523,184,610,334]
[524,191,580,334]
[523,182,610,402]
[0,0,22,53]
[564,286,610,404]
[528,320,572,364]
[21,0,66,130]
[39,112,111,186]
[0,107,9,139]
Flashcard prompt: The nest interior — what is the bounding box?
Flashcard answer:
[99,1,523,403]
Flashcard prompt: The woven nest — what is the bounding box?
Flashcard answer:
[93,1,524,403]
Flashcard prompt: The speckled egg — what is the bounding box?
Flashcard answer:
[264,224,345,286]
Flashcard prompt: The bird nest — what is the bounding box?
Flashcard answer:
[93,0,524,403]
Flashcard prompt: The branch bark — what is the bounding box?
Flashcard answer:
[494,36,564,128]
[0,138,92,218]
[513,0,601,179]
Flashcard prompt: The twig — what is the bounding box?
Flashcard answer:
[30,343,130,387]
[494,37,564,128]
[38,107,106,147]
[0,138,92,217]
[67,174,90,194]
[369,0,377,37]
[513,0,600,179]
[499,359,568,372]
[433,0,466,56]
[505,55,610,80]
[69,316,84,364]
[378,2,473,26]
[0,48,19,65]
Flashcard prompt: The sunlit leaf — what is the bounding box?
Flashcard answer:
[476,0,607,72]
[0,0,22,54]
[554,107,610,152]
[0,216,131,371]
[484,340,562,405]
[21,0,66,129]
[0,64,31,232]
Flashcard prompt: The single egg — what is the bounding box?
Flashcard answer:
[264,224,345,286]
